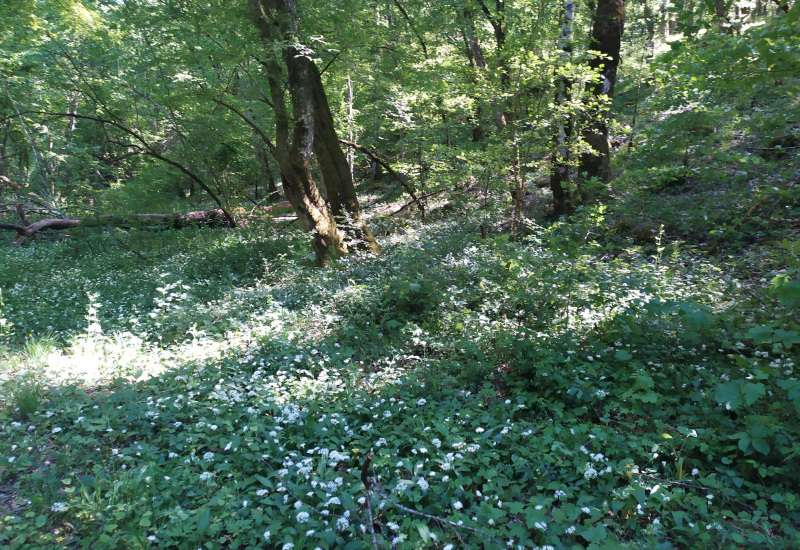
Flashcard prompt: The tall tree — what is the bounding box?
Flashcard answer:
[550,0,577,216]
[578,0,625,185]
[249,0,379,266]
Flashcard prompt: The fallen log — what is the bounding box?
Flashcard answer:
[1,209,235,247]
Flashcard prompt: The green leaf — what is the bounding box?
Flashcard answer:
[771,276,800,308]
[581,523,607,543]
[773,329,800,349]
[745,325,773,344]
[197,507,211,536]
[751,438,770,455]
[416,522,431,543]
[614,349,632,361]
[35,515,46,528]
[254,475,272,488]
[638,391,660,403]
[714,382,742,410]
[681,309,712,332]
[743,383,766,406]
[737,435,751,453]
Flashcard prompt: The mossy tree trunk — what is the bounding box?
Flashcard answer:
[249,0,379,266]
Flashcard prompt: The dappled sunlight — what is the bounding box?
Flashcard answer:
[1,0,799,546]
[2,213,799,549]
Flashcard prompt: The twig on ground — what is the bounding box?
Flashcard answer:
[361,452,381,550]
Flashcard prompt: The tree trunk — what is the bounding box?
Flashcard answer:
[771,0,789,14]
[249,0,378,266]
[253,135,279,201]
[550,0,576,216]
[345,77,355,181]
[715,0,732,33]
[476,0,510,122]
[307,61,380,254]
[458,7,507,138]
[578,0,625,186]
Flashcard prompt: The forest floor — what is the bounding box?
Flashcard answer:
[1,173,799,549]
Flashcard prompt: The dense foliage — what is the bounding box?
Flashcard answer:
[1,0,799,549]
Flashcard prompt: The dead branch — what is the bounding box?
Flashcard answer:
[338,139,426,218]
[1,210,234,247]
[14,201,31,226]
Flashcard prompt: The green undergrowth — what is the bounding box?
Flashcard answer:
[611,11,800,252]
[1,208,799,549]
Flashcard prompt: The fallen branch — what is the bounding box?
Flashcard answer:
[392,189,447,216]
[14,201,31,226]
[338,139,426,218]
[373,485,504,548]
[27,110,237,227]
[360,452,380,550]
[359,453,504,548]
[1,210,234,247]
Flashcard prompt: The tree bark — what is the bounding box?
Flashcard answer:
[457,7,507,138]
[578,0,625,186]
[249,0,379,266]
[550,0,576,216]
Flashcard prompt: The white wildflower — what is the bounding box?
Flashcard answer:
[51,502,68,512]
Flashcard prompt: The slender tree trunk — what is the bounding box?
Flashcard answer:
[346,77,355,181]
[249,0,378,266]
[0,119,9,179]
[715,0,733,33]
[459,7,506,138]
[475,0,510,123]
[578,0,625,186]
[550,0,576,216]
[253,135,279,201]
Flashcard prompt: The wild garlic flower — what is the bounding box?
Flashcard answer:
[51,502,68,512]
